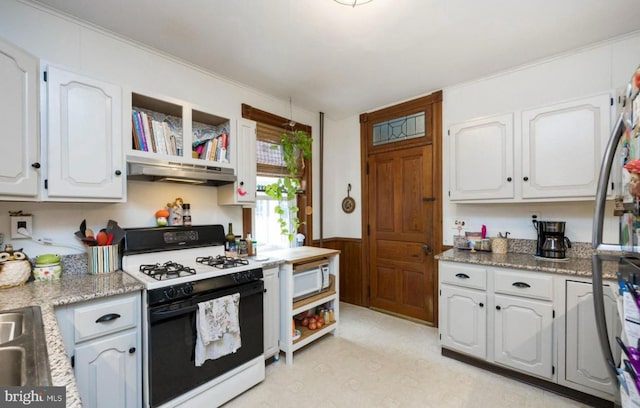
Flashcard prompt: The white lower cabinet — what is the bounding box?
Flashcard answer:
[263,266,280,360]
[74,330,138,408]
[493,294,553,379]
[439,260,616,402]
[55,292,142,408]
[562,280,619,397]
[439,285,486,360]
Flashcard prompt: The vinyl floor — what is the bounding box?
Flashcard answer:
[224,302,593,408]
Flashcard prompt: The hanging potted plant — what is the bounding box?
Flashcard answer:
[264,129,313,242]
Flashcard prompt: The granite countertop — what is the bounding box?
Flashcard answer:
[435,248,619,280]
[0,271,144,408]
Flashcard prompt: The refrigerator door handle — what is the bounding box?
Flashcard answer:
[591,254,619,387]
[593,113,626,249]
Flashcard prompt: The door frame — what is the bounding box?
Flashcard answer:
[359,91,443,326]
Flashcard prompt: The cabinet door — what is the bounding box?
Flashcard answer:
[0,37,39,199]
[236,118,256,203]
[263,267,280,359]
[521,93,611,199]
[218,119,256,205]
[75,330,139,408]
[46,66,124,200]
[439,285,487,359]
[494,294,553,379]
[449,114,514,200]
[565,281,619,395]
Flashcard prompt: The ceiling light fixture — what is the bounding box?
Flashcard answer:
[334,0,373,7]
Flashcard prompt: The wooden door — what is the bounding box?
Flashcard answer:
[369,145,434,321]
[361,92,442,324]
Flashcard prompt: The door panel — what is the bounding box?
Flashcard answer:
[369,145,434,321]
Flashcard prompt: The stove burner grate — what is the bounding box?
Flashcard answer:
[139,261,196,280]
[196,255,250,269]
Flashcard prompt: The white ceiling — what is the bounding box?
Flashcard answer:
[33,0,640,119]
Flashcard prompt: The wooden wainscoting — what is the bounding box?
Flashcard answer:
[314,238,365,307]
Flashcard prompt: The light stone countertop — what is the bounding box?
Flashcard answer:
[0,271,144,408]
[435,248,619,280]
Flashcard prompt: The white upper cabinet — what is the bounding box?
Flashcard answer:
[449,92,612,203]
[449,114,514,200]
[521,93,611,199]
[218,118,257,205]
[0,37,40,200]
[44,66,125,201]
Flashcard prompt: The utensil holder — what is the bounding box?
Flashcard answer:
[491,238,508,254]
[87,244,120,274]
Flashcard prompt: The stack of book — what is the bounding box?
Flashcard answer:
[132,108,178,155]
[194,133,228,162]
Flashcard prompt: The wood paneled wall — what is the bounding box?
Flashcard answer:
[314,238,364,306]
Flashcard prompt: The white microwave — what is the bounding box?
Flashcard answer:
[293,259,330,302]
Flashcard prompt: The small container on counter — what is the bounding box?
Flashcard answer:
[32,253,62,282]
[182,203,192,226]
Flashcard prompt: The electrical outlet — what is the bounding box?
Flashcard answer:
[529,210,542,221]
[10,215,32,239]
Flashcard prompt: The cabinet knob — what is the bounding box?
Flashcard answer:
[506,177,512,182]
[115,170,122,176]
[129,347,136,354]
[523,176,529,181]
[496,305,501,311]
[479,302,484,308]
[264,288,267,293]
[31,162,41,169]
[239,181,244,186]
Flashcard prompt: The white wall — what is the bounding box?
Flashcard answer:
[0,0,323,255]
[322,115,361,239]
[441,32,640,246]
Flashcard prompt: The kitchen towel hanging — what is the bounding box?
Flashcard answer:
[195,293,241,366]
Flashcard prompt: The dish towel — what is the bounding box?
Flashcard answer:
[195,293,241,366]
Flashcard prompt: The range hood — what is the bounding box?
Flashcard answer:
[127,156,236,186]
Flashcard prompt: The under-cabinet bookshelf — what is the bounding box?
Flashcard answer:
[129,92,234,170]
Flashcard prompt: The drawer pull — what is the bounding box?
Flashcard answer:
[512,282,531,289]
[455,273,470,279]
[96,313,121,323]
[129,347,136,354]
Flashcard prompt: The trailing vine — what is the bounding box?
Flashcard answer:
[264,129,313,242]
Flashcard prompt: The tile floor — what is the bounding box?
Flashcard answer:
[224,302,593,407]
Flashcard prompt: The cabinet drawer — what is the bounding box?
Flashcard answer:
[494,269,553,300]
[439,263,487,290]
[74,294,140,343]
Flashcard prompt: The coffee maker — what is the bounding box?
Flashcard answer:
[532,220,572,259]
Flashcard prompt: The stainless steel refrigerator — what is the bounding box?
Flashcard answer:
[593,65,640,407]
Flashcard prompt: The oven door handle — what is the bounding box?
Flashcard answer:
[150,305,198,323]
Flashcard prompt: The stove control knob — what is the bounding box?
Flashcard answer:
[166,287,177,299]
[183,284,194,295]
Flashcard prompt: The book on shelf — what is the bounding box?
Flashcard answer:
[132,127,140,151]
[140,112,156,153]
[151,120,167,155]
[132,110,147,151]
[162,122,176,155]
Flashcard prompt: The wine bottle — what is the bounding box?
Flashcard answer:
[225,223,235,252]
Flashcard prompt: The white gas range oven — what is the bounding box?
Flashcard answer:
[121,225,265,408]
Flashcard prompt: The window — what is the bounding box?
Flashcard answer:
[255,176,295,251]
[242,103,312,250]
